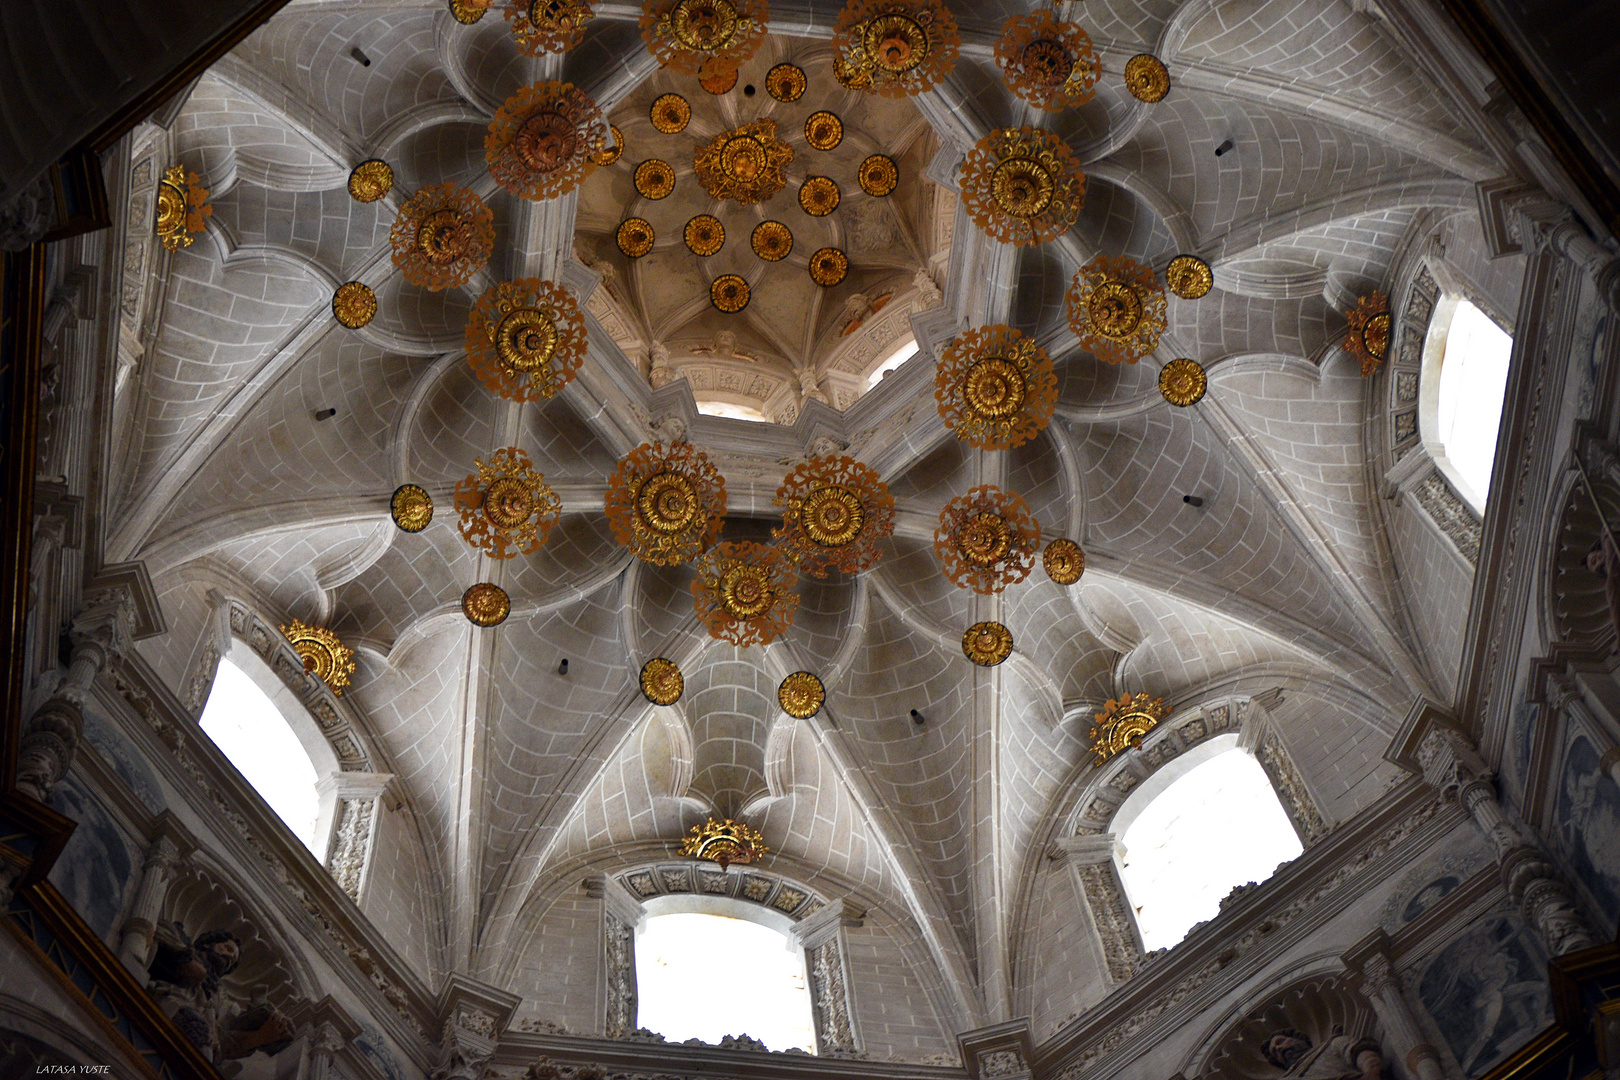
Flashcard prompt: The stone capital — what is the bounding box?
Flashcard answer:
[791,897,865,950]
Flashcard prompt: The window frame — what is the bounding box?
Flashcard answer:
[1418,293,1514,514]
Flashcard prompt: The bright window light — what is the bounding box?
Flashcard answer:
[866,337,919,387]
[1435,300,1512,508]
[695,399,770,423]
[1118,749,1302,950]
[199,659,320,851]
[635,913,816,1052]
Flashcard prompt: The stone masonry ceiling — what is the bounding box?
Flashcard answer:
[114,0,1515,1044]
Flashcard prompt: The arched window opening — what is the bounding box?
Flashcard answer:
[198,657,321,854]
[1422,298,1512,512]
[634,912,816,1053]
[695,399,770,423]
[866,336,919,387]
[1117,747,1302,951]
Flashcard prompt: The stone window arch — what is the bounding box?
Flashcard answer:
[1380,263,1495,565]
[1417,295,1513,513]
[1055,695,1328,982]
[597,865,863,1055]
[182,591,391,901]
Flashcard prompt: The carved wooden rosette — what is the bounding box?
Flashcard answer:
[773,454,895,576]
[464,277,586,401]
[693,118,794,204]
[934,484,1041,594]
[778,671,825,717]
[993,10,1101,111]
[462,583,512,626]
[639,0,768,77]
[485,81,606,201]
[1043,538,1085,584]
[935,324,1057,450]
[959,127,1086,247]
[391,484,435,532]
[389,183,494,291]
[505,0,593,55]
[156,165,212,251]
[679,816,768,868]
[604,441,728,565]
[347,159,394,202]
[1065,253,1168,365]
[640,657,684,704]
[691,540,799,645]
[453,446,562,559]
[280,620,358,695]
[831,0,959,98]
[1088,691,1167,765]
[1344,290,1392,376]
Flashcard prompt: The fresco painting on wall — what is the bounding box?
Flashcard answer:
[1417,915,1551,1077]
[81,707,167,815]
[47,775,136,942]
[1554,734,1620,922]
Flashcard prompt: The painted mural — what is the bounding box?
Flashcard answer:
[81,707,166,815]
[1417,914,1552,1077]
[1553,733,1620,923]
[47,774,136,942]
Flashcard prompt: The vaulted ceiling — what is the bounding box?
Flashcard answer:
[117,0,1512,1037]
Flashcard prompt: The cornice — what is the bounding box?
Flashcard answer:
[1033,780,1464,1080]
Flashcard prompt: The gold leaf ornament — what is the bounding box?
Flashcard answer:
[692,540,799,646]
[281,620,358,695]
[1123,54,1170,103]
[506,0,594,55]
[462,582,512,626]
[1165,254,1212,299]
[389,183,495,291]
[617,217,656,256]
[1343,291,1392,377]
[935,324,1057,450]
[347,159,394,202]
[1065,253,1168,365]
[485,81,608,201]
[858,154,898,196]
[650,92,692,133]
[773,454,896,576]
[1088,691,1168,765]
[1158,358,1207,407]
[332,282,377,329]
[685,214,725,255]
[778,671,825,717]
[831,0,960,98]
[693,118,794,204]
[640,657,685,704]
[1042,538,1085,584]
[391,484,435,532]
[453,447,563,559]
[604,441,728,565]
[156,165,213,251]
[679,816,767,868]
[766,62,807,101]
[640,0,768,76]
[963,620,1013,666]
[934,484,1041,594]
[464,278,587,401]
[993,10,1101,111]
[959,126,1086,247]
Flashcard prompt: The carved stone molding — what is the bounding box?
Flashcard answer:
[616,863,824,921]
[791,899,866,1055]
[434,974,520,1080]
[220,594,372,771]
[959,1019,1034,1080]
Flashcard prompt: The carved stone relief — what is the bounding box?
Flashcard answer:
[603,914,636,1040]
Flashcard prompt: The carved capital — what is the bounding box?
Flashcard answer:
[1415,725,1491,796]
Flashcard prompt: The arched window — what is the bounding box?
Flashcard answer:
[694,399,771,423]
[865,336,919,387]
[1113,738,1303,950]
[197,651,327,855]
[1421,298,1513,513]
[634,910,816,1052]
